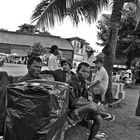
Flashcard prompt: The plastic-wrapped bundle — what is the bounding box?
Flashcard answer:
[4,79,69,140]
[0,72,13,136]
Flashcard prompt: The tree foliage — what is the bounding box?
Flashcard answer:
[16,23,36,33]
[16,23,51,35]
[97,3,140,68]
[96,14,110,47]
[30,43,47,57]
[0,28,8,31]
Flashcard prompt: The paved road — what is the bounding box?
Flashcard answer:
[101,88,140,140]
[0,63,48,76]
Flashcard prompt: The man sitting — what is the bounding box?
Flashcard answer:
[17,56,42,82]
[41,58,75,82]
[67,62,102,140]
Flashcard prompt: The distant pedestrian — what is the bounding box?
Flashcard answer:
[48,45,59,71]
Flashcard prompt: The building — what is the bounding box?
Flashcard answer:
[0,30,74,61]
[66,37,94,67]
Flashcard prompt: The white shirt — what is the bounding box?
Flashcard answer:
[48,54,59,71]
[93,66,109,93]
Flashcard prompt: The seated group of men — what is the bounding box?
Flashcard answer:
[0,56,115,140]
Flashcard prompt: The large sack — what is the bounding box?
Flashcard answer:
[0,71,13,135]
[4,79,69,140]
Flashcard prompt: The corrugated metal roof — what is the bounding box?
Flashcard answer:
[0,31,73,50]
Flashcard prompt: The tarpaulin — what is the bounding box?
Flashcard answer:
[0,71,13,135]
[4,79,69,140]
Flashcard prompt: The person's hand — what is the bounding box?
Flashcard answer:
[88,82,94,88]
[79,96,87,101]
[76,97,88,106]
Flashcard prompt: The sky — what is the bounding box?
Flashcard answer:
[0,0,111,52]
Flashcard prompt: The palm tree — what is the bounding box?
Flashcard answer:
[31,0,140,102]
[103,0,140,102]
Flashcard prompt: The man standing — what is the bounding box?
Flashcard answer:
[67,62,102,140]
[48,45,59,71]
[17,56,42,82]
[89,58,109,102]
[41,58,75,82]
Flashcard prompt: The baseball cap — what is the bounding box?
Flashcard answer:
[61,58,72,69]
[93,57,104,64]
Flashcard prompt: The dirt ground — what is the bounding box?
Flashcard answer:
[64,87,140,140]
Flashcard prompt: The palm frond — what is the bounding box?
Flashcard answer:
[69,0,109,26]
[31,0,74,29]
[31,0,109,29]
[31,0,51,22]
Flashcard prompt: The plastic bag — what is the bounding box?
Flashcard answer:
[0,71,13,135]
[4,79,69,140]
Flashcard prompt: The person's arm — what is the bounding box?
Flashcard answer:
[89,80,100,87]
[68,84,88,108]
[40,70,53,75]
[40,70,56,81]
[75,96,89,106]
[68,85,77,109]
[89,70,105,87]
[66,80,80,109]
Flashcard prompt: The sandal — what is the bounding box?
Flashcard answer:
[95,131,108,140]
[103,113,115,121]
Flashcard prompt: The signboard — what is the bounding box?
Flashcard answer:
[73,54,83,61]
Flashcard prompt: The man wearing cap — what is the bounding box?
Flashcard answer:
[41,58,75,82]
[89,57,109,102]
